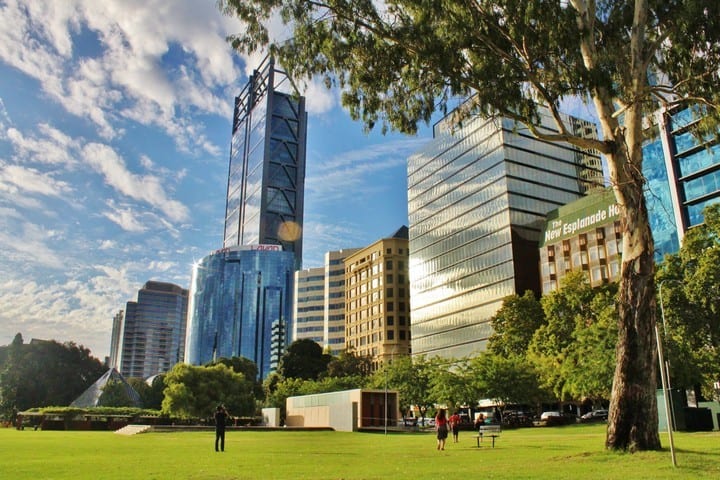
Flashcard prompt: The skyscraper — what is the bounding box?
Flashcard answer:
[293,248,360,354]
[223,55,307,270]
[186,57,308,379]
[185,245,295,378]
[407,107,604,360]
[643,105,720,260]
[119,281,188,379]
[344,227,411,371]
[108,309,124,369]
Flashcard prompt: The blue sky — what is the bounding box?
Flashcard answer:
[0,0,433,359]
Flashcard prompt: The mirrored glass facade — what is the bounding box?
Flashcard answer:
[408,109,604,360]
[119,281,188,379]
[643,106,720,260]
[185,246,295,379]
[224,56,307,270]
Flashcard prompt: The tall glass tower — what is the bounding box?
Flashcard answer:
[407,107,604,360]
[119,281,188,378]
[224,55,307,270]
[185,246,295,378]
[642,106,720,260]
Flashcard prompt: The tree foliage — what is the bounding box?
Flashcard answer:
[278,339,331,380]
[469,352,548,411]
[489,290,546,357]
[528,272,618,403]
[656,203,720,399]
[325,349,372,378]
[0,335,105,415]
[368,355,434,417]
[219,0,720,451]
[161,363,255,419]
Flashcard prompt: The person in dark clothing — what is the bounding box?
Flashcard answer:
[215,405,228,452]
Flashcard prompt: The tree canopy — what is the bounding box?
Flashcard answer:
[0,335,105,415]
[656,203,720,400]
[219,0,720,451]
[161,363,255,419]
[278,339,332,380]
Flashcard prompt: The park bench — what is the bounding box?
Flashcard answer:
[473,424,501,448]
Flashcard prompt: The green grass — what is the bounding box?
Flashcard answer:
[3,424,720,479]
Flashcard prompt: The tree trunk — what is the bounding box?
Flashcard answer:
[604,120,662,451]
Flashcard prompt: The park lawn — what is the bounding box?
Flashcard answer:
[2,424,720,479]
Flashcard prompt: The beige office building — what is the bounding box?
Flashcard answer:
[294,249,360,353]
[345,227,411,371]
[539,188,622,294]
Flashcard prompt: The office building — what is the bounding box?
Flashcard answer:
[344,227,411,371]
[184,245,295,379]
[293,249,361,354]
[108,309,124,370]
[119,281,188,379]
[539,188,622,293]
[223,55,307,270]
[407,107,604,360]
[643,105,720,260]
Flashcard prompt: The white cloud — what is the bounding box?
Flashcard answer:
[101,201,148,233]
[0,266,137,357]
[0,161,74,198]
[0,0,239,153]
[82,142,190,223]
[0,220,66,269]
[6,123,80,167]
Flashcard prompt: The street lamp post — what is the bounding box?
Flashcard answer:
[657,280,677,467]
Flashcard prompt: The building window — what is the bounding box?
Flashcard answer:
[399,330,406,340]
[386,260,393,270]
[387,330,394,340]
[387,248,392,254]
[386,274,393,283]
[387,302,394,312]
[399,316,406,326]
[386,287,394,298]
[387,316,394,326]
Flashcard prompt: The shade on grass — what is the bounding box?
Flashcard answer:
[3,424,719,479]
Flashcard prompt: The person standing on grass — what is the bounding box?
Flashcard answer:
[449,410,461,443]
[435,409,448,450]
[215,404,228,452]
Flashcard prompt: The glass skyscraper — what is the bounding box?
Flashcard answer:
[407,107,604,360]
[224,55,307,270]
[119,281,188,379]
[185,246,295,379]
[643,106,720,260]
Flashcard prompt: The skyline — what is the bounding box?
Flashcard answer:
[0,0,433,359]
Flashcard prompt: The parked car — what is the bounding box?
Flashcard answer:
[540,411,561,420]
[581,409,609,422]
[540,411,577,426]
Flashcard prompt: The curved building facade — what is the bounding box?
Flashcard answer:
[185,245,295,378]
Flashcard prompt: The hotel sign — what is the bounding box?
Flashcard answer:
[213,244,283,254]
[540,190,620,246]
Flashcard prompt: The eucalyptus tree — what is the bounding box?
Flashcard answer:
[219,0,720,451]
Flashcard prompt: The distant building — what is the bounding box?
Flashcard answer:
[184,245,295,379]
[223,55,307,270]
[344,227,411,371]
[108,309,124,370]
[119,281,188,379]
[293,249,360,354]
[539,188,622,293]
[643,105,720,260]
[407,106,605,360]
